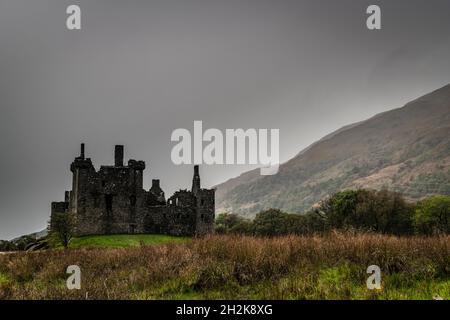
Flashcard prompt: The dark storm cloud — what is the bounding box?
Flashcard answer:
[1,0,449,239]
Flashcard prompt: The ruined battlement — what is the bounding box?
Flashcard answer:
[51,144,215,236]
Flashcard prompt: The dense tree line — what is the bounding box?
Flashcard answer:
[215,189,450,236]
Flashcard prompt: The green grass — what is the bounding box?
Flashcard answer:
[69,234,188,249]
[131,265,450,300]
[0,272,10,285]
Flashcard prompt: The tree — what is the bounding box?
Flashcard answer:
[0,240,17,251]
[215,213,252,234]
[319,190,360,230]
[229,220,254,235]
[301,211,328,234]
[318,189,414,235]
[356,189,413,235]
[49,212,74,248]
[253,209,290,236]
[13,235,36,251]
[414,195,450,235]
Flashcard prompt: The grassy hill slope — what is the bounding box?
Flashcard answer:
[216,84,450,217]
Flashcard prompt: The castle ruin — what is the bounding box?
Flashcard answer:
[50,144,215,236]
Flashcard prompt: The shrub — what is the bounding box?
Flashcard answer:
[253,209,290,236]
[0,240,17,251]
[414,195,450,235]
[317,189,414,235]
[215,213,252,235]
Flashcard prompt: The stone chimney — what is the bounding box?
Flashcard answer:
[80,143,85,159]
[192,165,201,194]
[114,145,124,167]
[152,179,160,188]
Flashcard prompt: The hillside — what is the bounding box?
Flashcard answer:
[10,229,47,243]
[216,84,450,217]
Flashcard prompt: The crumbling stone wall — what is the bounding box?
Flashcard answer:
[50,144,215,237]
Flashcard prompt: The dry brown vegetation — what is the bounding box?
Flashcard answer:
[0,233,449,300]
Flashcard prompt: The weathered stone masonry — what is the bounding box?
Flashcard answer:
[51,144,215,236]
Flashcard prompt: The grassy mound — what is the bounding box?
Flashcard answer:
[69,234,188,249]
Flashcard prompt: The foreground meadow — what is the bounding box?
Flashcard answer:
[0,233,449,300]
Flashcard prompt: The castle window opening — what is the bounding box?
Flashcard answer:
[105,194,113,211]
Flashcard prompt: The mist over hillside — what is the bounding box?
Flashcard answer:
[216,84,450,217]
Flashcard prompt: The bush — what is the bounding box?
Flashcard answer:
[414,195,450,235]
[13,236,36,251]
[0,240,17,251]
[317,189,414,235]
[215,213,253,235]
[253,209,290,236]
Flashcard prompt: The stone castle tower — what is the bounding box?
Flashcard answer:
[50,144,215,236]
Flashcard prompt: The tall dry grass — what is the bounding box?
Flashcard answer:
[0,233,448,299]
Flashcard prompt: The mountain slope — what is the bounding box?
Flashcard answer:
[216,84,450,217]
[11,229,47,242]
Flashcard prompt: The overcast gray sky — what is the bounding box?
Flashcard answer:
[1,0,450,239]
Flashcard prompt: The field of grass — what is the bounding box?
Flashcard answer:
[0,233,448,300]
[68,234,188,249]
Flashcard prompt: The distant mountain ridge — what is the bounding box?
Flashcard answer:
[10,229,47,243]
[216,84,450,217]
